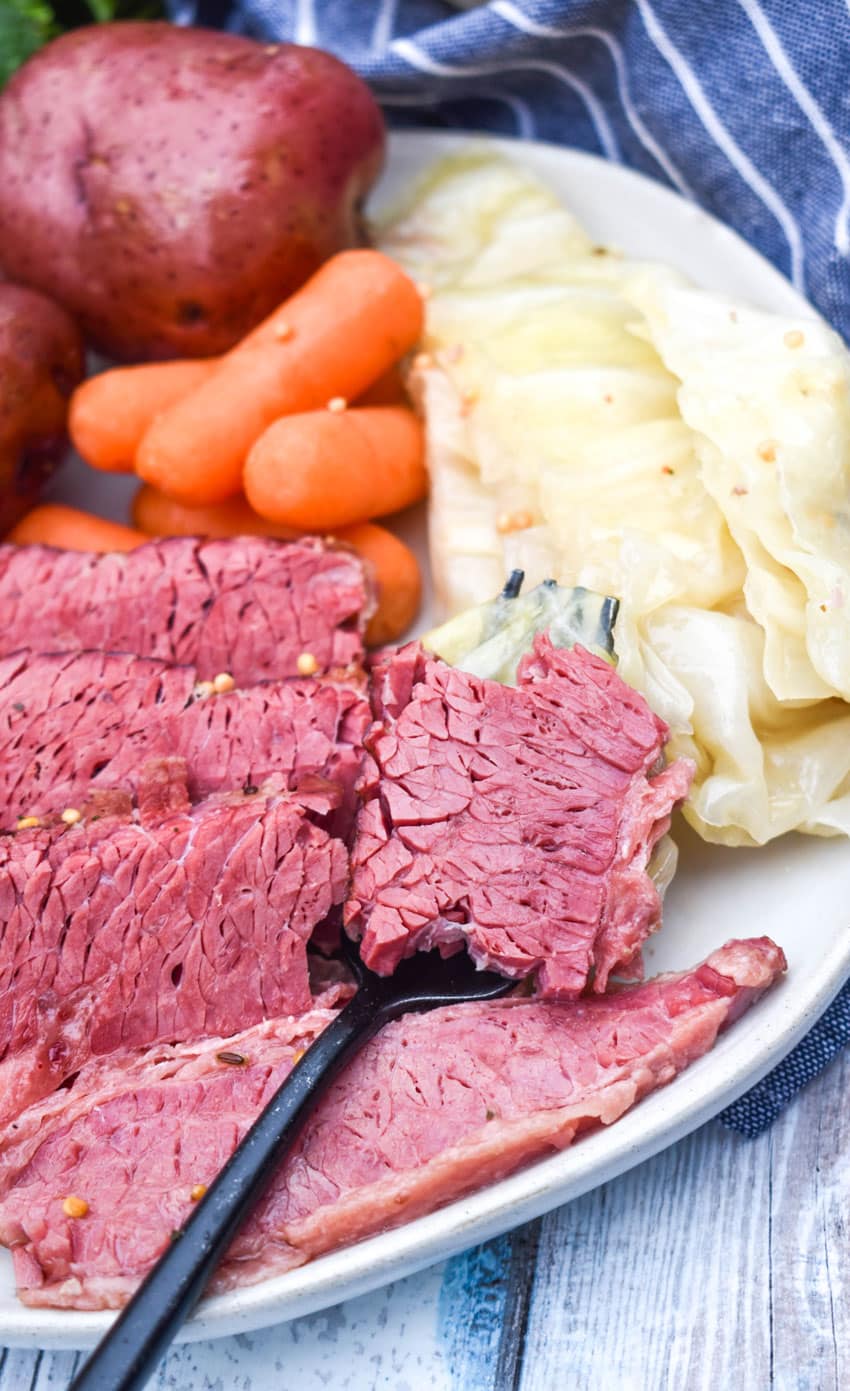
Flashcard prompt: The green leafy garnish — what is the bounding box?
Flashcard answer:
[0,0,165,87]
[0,0,55,85]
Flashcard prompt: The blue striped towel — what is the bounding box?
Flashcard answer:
[169,0,850,1134]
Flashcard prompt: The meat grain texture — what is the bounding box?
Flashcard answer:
[0,765,348,1124]
[0,648,369,834]
[0,537,369,682]
[346,637,694,997]
[0,940,785,1309]
[0,539,784,1315]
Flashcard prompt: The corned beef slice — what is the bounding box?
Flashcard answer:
[0,649,369,833]
[0,939,785,1310]
[0,536,368,681]
[0,773,347,1124]
[346,637,694,997]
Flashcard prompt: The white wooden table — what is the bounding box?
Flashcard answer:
[1,1048,845,1391]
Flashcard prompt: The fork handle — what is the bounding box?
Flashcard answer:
[70,980,389,1391]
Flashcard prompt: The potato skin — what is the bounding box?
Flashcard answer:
[0,24,386,361]
[0,284,85,535]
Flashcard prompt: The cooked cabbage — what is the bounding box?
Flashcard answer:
[378,149,850,846]
[377,148,593,290]
[628,274,850,704]
[424,575,618,682]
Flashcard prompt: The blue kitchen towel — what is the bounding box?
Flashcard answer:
[167,0,850,1134]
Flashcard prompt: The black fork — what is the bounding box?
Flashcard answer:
[70,941,513,1391]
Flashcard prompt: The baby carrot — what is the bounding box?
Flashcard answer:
[131,485,299,540]
[356,362,409,407]
[340,522,422,646]
[73,357,408,478]
[131,485,420,645]
[136,250,425,505]
[68,298,323,477]
[6,504,146,552]
[244,405,426,530]
[70,360,218,472]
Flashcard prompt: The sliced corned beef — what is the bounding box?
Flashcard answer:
[0,938,785,1309]
[0,536,369,682]
[0,649,369,834]
[0,766,347,1124]
[346,636,694,998]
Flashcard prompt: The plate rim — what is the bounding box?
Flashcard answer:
[2,127,847,1350]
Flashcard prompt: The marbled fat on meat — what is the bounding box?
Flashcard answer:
[0,939,785,1309]
[346,637,694,997]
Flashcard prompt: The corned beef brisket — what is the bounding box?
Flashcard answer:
[0,939,785,1310]
[346,636,694,998]
[0,648,369,834]
[0,530,786,1315]
[0,536,369,681]
[0,765,347,1124]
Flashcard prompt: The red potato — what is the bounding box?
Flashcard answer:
[0,25,385,361]
[0,284,84,534]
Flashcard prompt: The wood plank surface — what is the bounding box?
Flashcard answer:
[0,1055,846,1391]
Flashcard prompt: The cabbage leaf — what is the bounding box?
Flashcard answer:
[379,149,850,846]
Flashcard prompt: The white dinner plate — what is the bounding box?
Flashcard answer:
[3,130,848,1350]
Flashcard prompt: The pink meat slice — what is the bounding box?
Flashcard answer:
[0,648,369,834]
[346,636,694,998]
[0,938,785,1310]
[0,768,348,1124]
[0,536,369,682]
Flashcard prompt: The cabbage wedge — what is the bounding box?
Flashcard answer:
[379,149,850,845]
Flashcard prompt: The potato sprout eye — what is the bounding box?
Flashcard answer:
[177,301,206,326]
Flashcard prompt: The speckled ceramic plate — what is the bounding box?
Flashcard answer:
[3,132,848,1350]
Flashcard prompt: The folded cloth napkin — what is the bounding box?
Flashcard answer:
[168,0,850,1134]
